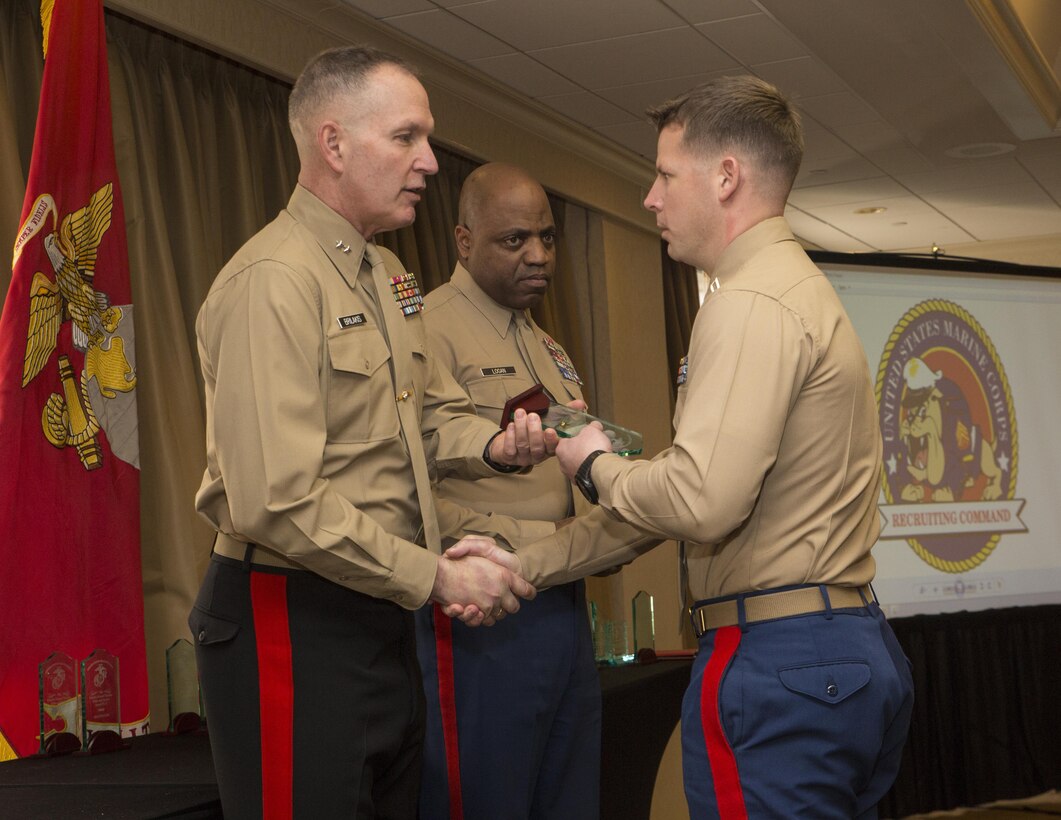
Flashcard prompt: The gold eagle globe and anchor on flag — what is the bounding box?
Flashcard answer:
[0,0,148,762]
[16,182,138,471]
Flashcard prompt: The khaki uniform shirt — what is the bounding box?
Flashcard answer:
[195,186,500,609]
[426,264,579,539]
[427,265,660,565]
[520,218,880,598]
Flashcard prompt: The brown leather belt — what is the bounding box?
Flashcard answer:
[690,584,875,637]
[212,532,303,570]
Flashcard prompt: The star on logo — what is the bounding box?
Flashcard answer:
[886,452,898,475]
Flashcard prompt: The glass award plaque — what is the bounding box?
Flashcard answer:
[544,405,643,457]
[166,638,203,734]
[592,611,607,664]
[606,620,634,664]
[588,601,606,662]
[632,590,656,654]
[595,620,635,666]
[38,651,80,756]
[501,384,643,456]
[80,649,125,754]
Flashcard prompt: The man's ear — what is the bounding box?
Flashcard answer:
[454,223,472,262]
[318,121,344,173]
[718,155,741,203]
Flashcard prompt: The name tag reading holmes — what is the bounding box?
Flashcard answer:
[337,313,367,329]
[480,366,517,376]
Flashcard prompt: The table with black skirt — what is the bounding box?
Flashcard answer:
[0,660,693,820]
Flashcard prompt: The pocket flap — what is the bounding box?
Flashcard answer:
[467,376,531,410]
[189,608,241,646]
[328,328,390,377]
[779,660,870,704]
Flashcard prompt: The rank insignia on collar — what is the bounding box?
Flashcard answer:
[676,355,689,386]
[389,272,423,316]
[542,335,583,385]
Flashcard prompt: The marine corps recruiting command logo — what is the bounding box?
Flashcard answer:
[876,299,1025,572]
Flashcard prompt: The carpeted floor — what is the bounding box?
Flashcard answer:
[899,791,1061,818]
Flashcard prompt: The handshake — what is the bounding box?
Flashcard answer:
[427,402,598,627]
[430,535,533,627]
[425,404,560,626]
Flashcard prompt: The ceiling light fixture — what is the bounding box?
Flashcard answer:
[854,206,887,215]
[944,142,1016,159]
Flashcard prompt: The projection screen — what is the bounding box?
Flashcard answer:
[812,254,1061,618]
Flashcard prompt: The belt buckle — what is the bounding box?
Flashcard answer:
[688,604,706,639]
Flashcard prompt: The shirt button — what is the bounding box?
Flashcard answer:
[337,575,350,582]
[198,630,207,643]
[826,683,839,697]
[397,390,410,401]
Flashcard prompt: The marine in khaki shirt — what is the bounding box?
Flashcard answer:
[416,164,656,820]
[429,264,581,532]
[196,186,520,607]
[516,75,912,817]
[519,217,880,599]
[190,49,548,820]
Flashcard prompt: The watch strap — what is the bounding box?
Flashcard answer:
[575,449,607,505]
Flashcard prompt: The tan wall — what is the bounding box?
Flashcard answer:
[652,726,691,820]
[596,218,684,651]
[596,219,689,819]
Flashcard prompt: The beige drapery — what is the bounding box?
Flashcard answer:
[660,252,701,410]
[1,1,610,723]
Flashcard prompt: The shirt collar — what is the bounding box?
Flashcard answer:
[712,216,799,287]
[286,184,368,290]
[448,263,524,339]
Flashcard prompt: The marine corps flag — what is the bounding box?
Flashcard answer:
[0,0,148,758]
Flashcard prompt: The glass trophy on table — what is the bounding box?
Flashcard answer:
[38,651,80,756]
[632,590,656,656]
[166,638,204,734]
[501,384,643,456]
[79,648,126,754]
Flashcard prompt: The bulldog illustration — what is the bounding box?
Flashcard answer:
[899,357,1003,502]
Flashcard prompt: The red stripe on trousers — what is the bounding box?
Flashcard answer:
[251,572,294,820]
[700,625,748,819]
[432,602,464,820]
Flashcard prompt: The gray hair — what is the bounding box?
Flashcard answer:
[288,45,415,146]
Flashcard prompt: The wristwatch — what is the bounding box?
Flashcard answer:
[483,434,523,473]
[574,449,607,505]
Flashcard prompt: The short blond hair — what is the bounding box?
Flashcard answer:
[648,75,803,194]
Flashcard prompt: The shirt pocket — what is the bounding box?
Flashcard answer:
[466,376,535,426]
[326,327,400,442]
